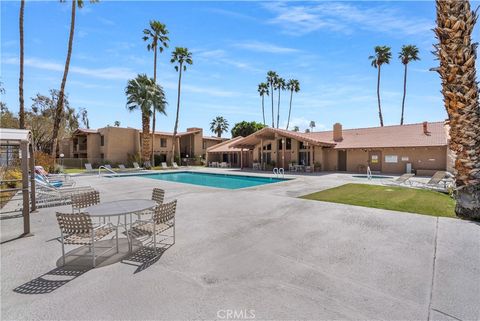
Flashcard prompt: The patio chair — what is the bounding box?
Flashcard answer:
[118,164,126,171]
[414,171,454,192]
[144,161,152,169]
[131,200,177,253]
[84,163,94,173]
[133,162,144,170]
[172,162,179,169]
[35,179,96,208]
[71,190,100,213]
[35,166,73,184]
[152,188,165,205]
[161,162,168,170]
[104,164,113,170]
[56,212,118,267]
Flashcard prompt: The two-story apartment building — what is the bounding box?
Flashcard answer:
[60,126,225,165]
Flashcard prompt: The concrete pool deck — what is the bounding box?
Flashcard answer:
[1,170,478,320]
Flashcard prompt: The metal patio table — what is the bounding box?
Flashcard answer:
[86,199,157,251]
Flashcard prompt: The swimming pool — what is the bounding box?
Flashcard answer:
[118,171,289,189]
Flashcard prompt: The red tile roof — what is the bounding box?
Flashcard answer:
[206,136,245,153]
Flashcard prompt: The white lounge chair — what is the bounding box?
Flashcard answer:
[84,163,95,173]
[161,162,168,170]
[133,162,144,170]
[172,162,179,169]
[118,164,127,171]
[35,178,96,208]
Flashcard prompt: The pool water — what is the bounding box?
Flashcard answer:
[120,171,289,189]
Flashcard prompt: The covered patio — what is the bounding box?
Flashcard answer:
[205,136,252,168]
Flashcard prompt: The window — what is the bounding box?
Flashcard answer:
[286,138,292,150]
[100,153,104,159]
[299,141,308,150]
[298,151,311,166]
[160,138,167,148]
[202,141,206,149]
[100,135,104,146]
[278,139,283,150]
[385,155,398,163]
[262,143,272,151]
[401,156,409,161]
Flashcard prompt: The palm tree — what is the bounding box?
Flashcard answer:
[125,74,167,162]
[210,116,229,138]
[143,20,169,166]
[18,0,25,129]
[266,71,278,128]
[399,45,420,125]
[257,83,269,126]
[293,126,299,132]
[309,121,316,132]
[286,79,300,130]
[114,120,120,127]
[434,0,480,219]
[51,0,98,157]
[369,45,391,127]
[170,47,193,164]
[80,108,89,128]
[275,77,286,128]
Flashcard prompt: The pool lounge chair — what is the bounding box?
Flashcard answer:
[172,162,179,169]
[389,173,415,186]
[84,163,95,173]
[144,161,152,169]
[118,164,127,171]
[161,162,168,170]
[35,179,96,208]
[133,162,144,170]
[414,171,454,192]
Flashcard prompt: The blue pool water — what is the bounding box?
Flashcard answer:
[119,171,289,189]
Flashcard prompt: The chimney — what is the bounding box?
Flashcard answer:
[333,123,343,142]
[423,121,430,135]
[187,127,202,133]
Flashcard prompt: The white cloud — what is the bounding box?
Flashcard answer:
[234,41,300,54]
[3,57,136,80]
[162,81,239,98]
[263,2,433,36]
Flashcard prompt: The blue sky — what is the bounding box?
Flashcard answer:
[2,1,479,137]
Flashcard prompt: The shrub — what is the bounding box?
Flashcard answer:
[0,168,22,188]
[34,151,55,172]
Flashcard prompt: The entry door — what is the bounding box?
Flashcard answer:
[338,150,347,171]
[368,150,382,172]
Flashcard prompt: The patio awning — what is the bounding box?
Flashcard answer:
[0,128,32,145]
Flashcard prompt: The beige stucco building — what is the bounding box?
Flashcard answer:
[60,126,225,165]
[207,121,450,175]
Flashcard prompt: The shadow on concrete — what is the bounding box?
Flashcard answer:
[13,266,90,294]
[121,244,172,274]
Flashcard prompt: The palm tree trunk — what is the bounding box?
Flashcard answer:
[400,63,408,125]
[270,83,274,128]
[261,96,265,126]
[142,112,151,162]
[171,63,182,164]
[151,46,157,166]
[51,0,76,157]
[435,0,480,219]
[18,0,25,129]
[276,88,281,128]
[286,89,293,130]
[376,65,384,127]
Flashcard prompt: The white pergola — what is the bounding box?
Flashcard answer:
[0,128,36,236]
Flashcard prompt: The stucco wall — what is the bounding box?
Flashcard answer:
[99,127,139,163]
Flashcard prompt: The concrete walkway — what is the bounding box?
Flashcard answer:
[1,170,478,320]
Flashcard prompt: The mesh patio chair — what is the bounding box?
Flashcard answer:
[152,188,165,205]
[172,162,179,169]
[133,162,144,170]
[56,212,118,267]
[161,162,168,170]
[72,190,100,213]
[131,200,177,253]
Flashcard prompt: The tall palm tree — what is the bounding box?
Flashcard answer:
[434,0,480,219]
[309,121,316,132]
[18,0,25,129]
[286,79,300,130]
[257,83,269,126]
[143,20,169,166]
[399,45,420,125]
[51,0,98,157]
[275,77,286,128]
[293,126,299,132]
[125,74,167,162]
[170,47,193,164]
[266,71,278,128]
[210,116,229,138]
[369,45,391,127]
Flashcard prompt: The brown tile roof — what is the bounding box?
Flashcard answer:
[206,136,245,153]
[307,121,447,149]
[231,121,447,150]
[73,128,98,134]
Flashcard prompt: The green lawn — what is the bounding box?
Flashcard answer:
[64,168,85,174]
[300,183,456,218]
